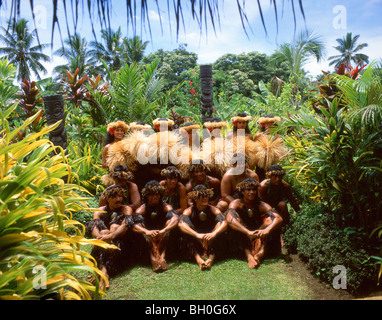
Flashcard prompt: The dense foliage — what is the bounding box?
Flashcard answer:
[0,17,381,298]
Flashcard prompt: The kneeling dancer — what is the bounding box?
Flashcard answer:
[86,185,133,290]
[179,185,227,270]
[132,180,179,272]
[225,178,283,268]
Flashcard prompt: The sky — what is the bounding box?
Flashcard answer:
[0,0,381,79]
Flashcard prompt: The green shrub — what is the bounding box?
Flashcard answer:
[283,203,378,293]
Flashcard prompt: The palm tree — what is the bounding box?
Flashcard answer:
[122,36,149,64]
[271,29,326,79]
[328,32,369,69]
[53,33,91,80]
[89,27,125,74]
[0,19,51,81]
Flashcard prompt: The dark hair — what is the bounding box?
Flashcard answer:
[161,166,182,179]
[103,132,115,146]
[187,184,214,205]
[114,164,128,172]
[233,113,251,134]
[268,164,283,171]
[236,178,260,199]
[141,180,164,202]
[102,185,126,200]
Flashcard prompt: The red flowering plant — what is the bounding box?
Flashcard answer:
[16,78,46,135]
[308,61,368,114]
[188,78,199,107]
[59,68,88,108]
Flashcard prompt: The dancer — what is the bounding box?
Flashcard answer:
[86,185,133,290]
[100,165,141,212]
[185,159,228,212]
[225,178,283,268]
[220,153,259,204]
[227,112,254,141]
[102,121,129,169]
[178,185,227,270]
[132,180,179,272]
[258,164,300,225]
[159,166,188,215]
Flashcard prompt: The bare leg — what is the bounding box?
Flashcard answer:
[99,265,110,291]
[159,241,170,271]
[245,248,259,269]
[276,201,289,247]
[247,238,263,268]
[150,239,162,272]
[195,253,207,270]
[253,240,265,266]
[204,253,215,269]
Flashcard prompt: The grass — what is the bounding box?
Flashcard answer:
[104,257,316,300]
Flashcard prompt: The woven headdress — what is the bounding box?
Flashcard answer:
[107,120,129,135]
[188,159,209,173]
[179,121,201,131]
[152,118,175,131]
[236,178,260,193]
[161,166,182,178]
[231,113,252,123]
[187,184,214,200]
[101,165,134,186]
[203,118,227,131]
[102,185,126,200]
[266,164,286,178]
[141,180,165,199]
[129,122,152,131]
[258,114,281,126]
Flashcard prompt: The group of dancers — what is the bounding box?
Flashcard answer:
[86,113,300,290]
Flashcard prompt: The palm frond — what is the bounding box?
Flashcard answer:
[0,0,306,44]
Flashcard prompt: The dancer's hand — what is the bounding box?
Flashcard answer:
[253,229,269,239]
[202,232,215,241]
[146,230,160,238]
[98,233,114,242]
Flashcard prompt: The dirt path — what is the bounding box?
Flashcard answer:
[282,251,354,300]
[282,249,382,300]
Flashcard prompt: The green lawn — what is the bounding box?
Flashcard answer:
[105,258,316,300]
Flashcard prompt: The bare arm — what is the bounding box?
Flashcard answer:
[158,204,178,235]
[90,207,107,238]
[253,202,283,239]
[221,173,235,204]
[178,207,203,240]
[185,181,193,207]
[284,181,300,213]
[98,206,133,242]
[258,180,268,202]
[132,205,151,236]
[226,201,252,237]
[208,176,221,205]
[204,206,227,241]
[177,183,188,215]
[102,144,110,169]
[128,182,141,212]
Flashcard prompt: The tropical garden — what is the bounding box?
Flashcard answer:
[0,11,381,300]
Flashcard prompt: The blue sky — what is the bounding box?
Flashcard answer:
[1,0,381,78]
